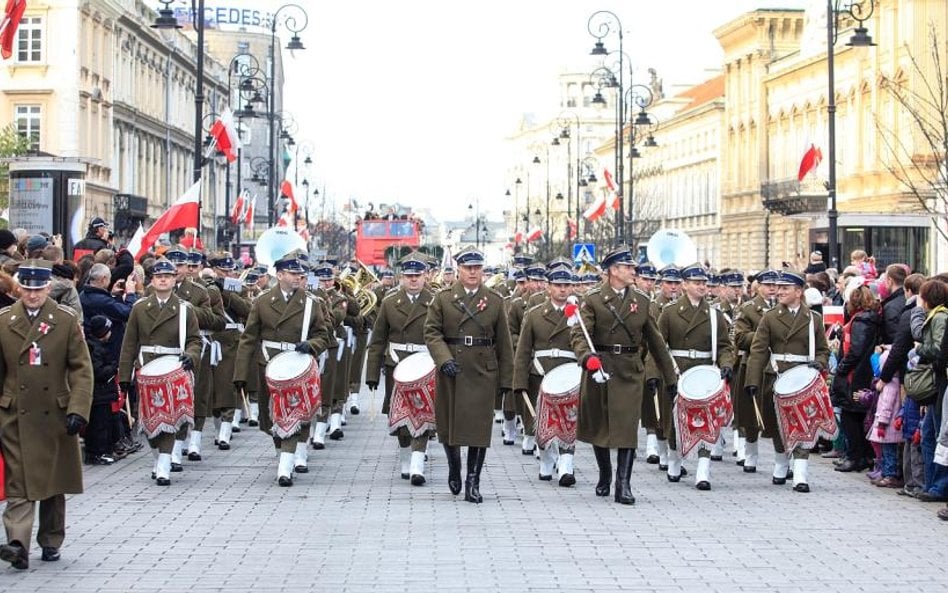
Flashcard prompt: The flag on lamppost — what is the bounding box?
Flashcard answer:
[797,144,823,182]
[208,107,239,163]
[230,190,248,225]
[132,180,201,259]
[243,194,256,231]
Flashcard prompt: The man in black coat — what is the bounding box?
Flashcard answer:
[72,217,111,255]
[880,264,907,345]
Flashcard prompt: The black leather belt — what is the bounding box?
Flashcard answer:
[595,343,639,354]
[445,336,495,347]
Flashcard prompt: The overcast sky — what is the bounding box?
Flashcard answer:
[257,1,807,221]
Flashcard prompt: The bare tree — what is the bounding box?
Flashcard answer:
[877,24,948,240]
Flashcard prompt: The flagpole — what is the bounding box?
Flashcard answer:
[192,0,206,240]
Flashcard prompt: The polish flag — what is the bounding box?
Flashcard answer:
[504,242,514,251]
[125,223,145,261]
[797,144,823,182]
[133,181,201,259]
[0,0,27,61]
[603,168,621,210]
[526,228,543,243]
[513,230,524,245]
[243,194,255,230]
[567,218,578,240]
[583,194,608,222]
[230,191,246,224]
[208,108,239,162]
[281,179,298,214]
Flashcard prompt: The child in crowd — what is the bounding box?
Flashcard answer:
[868,349,904,487]
[850,249,878,280]
[85,315,118,465]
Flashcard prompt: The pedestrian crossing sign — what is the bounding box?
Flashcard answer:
[572,243,596,264]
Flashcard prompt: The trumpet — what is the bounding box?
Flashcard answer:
[338,260,379,317]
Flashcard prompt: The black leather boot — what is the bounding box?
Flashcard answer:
[615,448,636,505]
[593,446,612,496]
[465,447,486,503]
[443,444,462,495]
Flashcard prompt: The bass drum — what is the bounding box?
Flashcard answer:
[388,352,437,437]
[674,364,732,457]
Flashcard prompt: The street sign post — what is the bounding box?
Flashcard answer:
[572,243,596,264]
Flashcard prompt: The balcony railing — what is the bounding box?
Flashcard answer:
[760,177,828,216]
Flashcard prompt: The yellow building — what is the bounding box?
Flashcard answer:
[716,0,946,273]
[632,75,725,265]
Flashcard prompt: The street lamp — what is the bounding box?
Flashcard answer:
[826,0,876,269]
[267,4,309,226]
[625,84,656,247]
[514,177,522,234]
[588,10,626,246]
[153,0,208,237]
[554,111,581,246]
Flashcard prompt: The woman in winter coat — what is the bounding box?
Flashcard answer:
[915,279,948,504]
[84,316,119,464]
[832,285,880,472]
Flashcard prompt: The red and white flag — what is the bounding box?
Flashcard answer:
[133,181,201,259]
[230,191,246,225]
[280,179,298,215]
[125,223,145,260]
[0,0,27,61]
[243,194,256,230]
[602,168,621,210]
[583,195,608,222]
[208,107,239,162]
[513,230,524,245]
[567,218,578,240]
[526,227,543,243]
[797,144,823,182]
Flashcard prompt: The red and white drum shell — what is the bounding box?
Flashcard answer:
[388,352,437,437]
[674,364,733,457]
[137,355,194,439]
[535,363,582,450]
[772,365,838,451]
[266,351,321,438]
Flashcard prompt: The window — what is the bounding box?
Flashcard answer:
[16,17,43,63]
[15,105,41,151]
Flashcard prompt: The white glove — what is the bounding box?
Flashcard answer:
[934,443,948,467]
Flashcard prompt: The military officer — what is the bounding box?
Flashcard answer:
[233,254,331,486]
[633,262,663,464]
[657,264,735,490]
[310,262,345,448]
[571,247,677,505]
[118,259,202,486]
[206,252,251,449]
[645,265,683,470]
[425,246,514,503]
[513,267,580,485]
[0,261,93,569]
[365,253,435,485]
[731,270,779,472]
[161,247,224,470]
[744,270,829,492]
[502,264,541,445]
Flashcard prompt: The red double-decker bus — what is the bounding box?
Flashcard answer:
[355,218,422,266]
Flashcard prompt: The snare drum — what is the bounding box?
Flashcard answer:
[674,365,733,457]
[266,351,321,438]
[388,352,437,437]
[137,355,194,439]
[535,363,582,450]
[773,365,838,451]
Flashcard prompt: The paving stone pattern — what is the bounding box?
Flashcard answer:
[1,385,945,592]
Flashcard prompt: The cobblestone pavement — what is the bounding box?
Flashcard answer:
[1,385,945,592]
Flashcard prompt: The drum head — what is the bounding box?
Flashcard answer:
[774,365,819,395]
[540,363,582,394]
[266,351,313,381]
[678,365,723,400]
[392,352,435,383]
[140,355,182,377]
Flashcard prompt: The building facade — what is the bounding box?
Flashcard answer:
[1,0,234,247]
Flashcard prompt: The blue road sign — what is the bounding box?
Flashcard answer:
[572,243,596,264]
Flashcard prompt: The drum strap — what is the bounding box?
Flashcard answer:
[710,307,718,366]
[301,296,313,343]
[179,301,187,352]
[532,349,577,376]
[808,311,816,362]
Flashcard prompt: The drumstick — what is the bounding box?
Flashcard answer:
[520,390,536,418]
[240,388,251,419]
[124,390,134,429]
[653,392,661,423]
[752,394,766,432]
[566,296,610,383]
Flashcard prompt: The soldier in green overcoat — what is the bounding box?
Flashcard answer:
[744,270,829,493]
[365,253,435,485]
[657,264,734,491]
[0,261,93,569]
[233,255,331,486]
[571,248,676,505]
[643,265,682,471]
[118,259,202,486]
[425,246,513,503]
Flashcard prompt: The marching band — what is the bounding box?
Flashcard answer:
[106,236,843,506]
